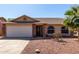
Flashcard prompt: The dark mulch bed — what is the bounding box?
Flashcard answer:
[21,38,79,54]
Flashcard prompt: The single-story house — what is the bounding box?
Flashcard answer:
[0,15,72,38]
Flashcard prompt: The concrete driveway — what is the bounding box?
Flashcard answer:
[0,38,29,54]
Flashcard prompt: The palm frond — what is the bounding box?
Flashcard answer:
[72,6,77,13]
[64,10,74,16]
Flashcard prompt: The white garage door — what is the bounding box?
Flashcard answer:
[6,25,32,37]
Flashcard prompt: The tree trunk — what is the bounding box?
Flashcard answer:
[70,31,74,38]
[77,28,79,40]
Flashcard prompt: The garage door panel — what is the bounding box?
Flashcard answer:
[6,25,32,37]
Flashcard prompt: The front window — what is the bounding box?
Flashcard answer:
[61,26,69,33]
[47,26,54,34]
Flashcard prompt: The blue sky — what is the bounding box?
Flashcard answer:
[0,4,75,18]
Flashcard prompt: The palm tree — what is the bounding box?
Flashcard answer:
[64,17,75,37]
[64,6,79,40]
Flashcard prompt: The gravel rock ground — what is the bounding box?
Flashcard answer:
[22,38,79,54]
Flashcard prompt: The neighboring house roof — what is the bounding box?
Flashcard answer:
[35,18,64,24]
[10,15,39,23]
[0,17,6,22]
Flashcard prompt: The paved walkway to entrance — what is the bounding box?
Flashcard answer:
[0,39,29,54]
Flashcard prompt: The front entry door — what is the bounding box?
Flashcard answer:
[36,25,43,37]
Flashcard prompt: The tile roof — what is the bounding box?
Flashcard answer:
[35,18,64,24]
[10,15,39,23]
[6,15,64,24]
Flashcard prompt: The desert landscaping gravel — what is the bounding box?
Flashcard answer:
[22,38,79,54]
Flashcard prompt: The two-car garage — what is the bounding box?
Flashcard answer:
[6,24,32,37]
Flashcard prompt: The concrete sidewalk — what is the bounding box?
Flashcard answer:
[0,39,29,54]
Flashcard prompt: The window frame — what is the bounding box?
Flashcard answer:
[47,26,55,34]
[61,26,69,34]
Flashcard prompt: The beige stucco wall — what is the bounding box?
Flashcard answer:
[5,23,71,37]
[55,26,70,36]
[54,26,61,34]
[42,24,71,37]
